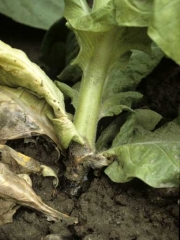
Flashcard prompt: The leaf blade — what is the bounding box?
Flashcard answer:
[0,40,84,148]
[0,0,64,30]
[103,117,180,188]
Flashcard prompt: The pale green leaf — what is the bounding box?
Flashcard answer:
[55,81,79,109]
[99,44,163,120]
[64,0,152,74]
[115,0,153,26]
[0,40,84,148]
[104,118,180,188]
[0,0,64,30]
[102,44,164,98]
[112,113,136,147]
[148,0,180,65]
[64,0,114,32]
[112,109,163,147]
[64,0,153,31]
[134,109,162,131]
[71,27,151,75]
[99,92,142,119]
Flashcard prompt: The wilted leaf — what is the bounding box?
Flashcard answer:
[0,40,84,148]
[0,144,41,174]
[41,165,59,187]
[0,163,78,225]
[0,86,61,147]
[0,144,59,184]
[0,198,19,225]
[0,0,65,30]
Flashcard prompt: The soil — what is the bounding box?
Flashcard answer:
[0,14,179,240]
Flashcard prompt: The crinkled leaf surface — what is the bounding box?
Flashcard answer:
[103,114,180,188]
[0,86,60,147]
[0,0,64,30]
[0,40,84,148]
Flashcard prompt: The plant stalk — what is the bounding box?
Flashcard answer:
[73,28,118,149]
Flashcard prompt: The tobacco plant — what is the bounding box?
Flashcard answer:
[0,0,180,192]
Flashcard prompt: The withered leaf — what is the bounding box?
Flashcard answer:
[0,163,77,225]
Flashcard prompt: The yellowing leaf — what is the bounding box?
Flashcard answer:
[0,40,84,148]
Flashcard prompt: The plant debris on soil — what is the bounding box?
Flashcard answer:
[0,138,179,240]
[0,14,179,240]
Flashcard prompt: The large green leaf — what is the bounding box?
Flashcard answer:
[64,0,152,73]
[0,40,84,148]
[0,0,64,30]
[104,116,180,188]
[64,0,153,31]
[148,0,180,65]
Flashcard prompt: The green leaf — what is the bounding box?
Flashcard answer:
[64,0,153,31]
[99,92,142,119]
[115,0,153,26]
[102,44,164,98]
[98,44,163,120]
[0,40,84,148]
[0,0,64,30]
[112,109,163,147]
[148,0,180,65]
[55,81,79,109]
[64,0,114,32]
[64,0,154,148]
[104,117,180,188]
[134,109,163,131]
